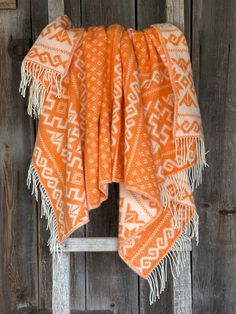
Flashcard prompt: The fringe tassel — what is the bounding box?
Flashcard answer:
[147,212,199,305]
[159,170,189,209]
[19,60,63,118]
[175,136,206,169]
[27,164,63,259]
[150,136,205,303]
[159,136,207,212]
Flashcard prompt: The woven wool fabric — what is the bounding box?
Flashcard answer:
[19,15,206,303]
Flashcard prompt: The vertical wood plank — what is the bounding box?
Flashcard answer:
[81,0,135,27]
[85,186,139,311]
[31,0,48,39]
[48,0,64,22]
[173,251,192,314]
[52,253,70,314]
[30,1,52,312]
[192,1,236,313]
[137,0,166,30]
[139,270,173,314]
[166,0,185,31]
[64,0,81,28]
[69,250,86,311]
[0,0,38,313]
[184,0,192,50]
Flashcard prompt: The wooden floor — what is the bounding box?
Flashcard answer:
[0,0,235,313]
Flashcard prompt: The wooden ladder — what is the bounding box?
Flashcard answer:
[52,238,192,314]
[47,0,190,313]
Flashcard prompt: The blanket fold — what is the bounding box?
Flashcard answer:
[19,15,206,304]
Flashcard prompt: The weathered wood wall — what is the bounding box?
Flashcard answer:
[0,0,235,313]
[191,1,236,314]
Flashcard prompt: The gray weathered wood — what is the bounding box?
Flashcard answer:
[48,0,64,22]
[30,1,52,312]
[54,234,191,313]
[184,0,191,50]
[173,251,192,314]
[63,237,192,252]
[64,0,81,28]
[63,237,118,252]
[192,1,236,314]
[166,0,185,31]
[81,0,135,27]
[137,0,166,29]
[52,253,70,314]
[84,187,139,313]
[0,0,37,313]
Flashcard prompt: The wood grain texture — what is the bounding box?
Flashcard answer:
[137,0,166,30]
[81,0,135,27]
[192,0,236,313]
[166,0,185,31]
[64,0,81,28]
[85,182,139,313]
[63,237,118,252]
[52,253,70,314]
[173,252,192,314]
[0,0,37,313]
[184,0,192,50]
[63,238,191,252]
[48,0,64,22]
[0,0,16,9]
[30,1,52,312]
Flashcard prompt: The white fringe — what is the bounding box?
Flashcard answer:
[27,163,63,259]
[175,136,206,169]
[19,60,63,118]
[159,136,207,214]
[147,211,199,305]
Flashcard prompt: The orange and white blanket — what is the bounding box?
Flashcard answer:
[20,15,206,303]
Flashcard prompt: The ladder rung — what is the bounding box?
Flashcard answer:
[62,237,118,252]
[62,237,192,252]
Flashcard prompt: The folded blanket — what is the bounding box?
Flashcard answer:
[19,15,206,304]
